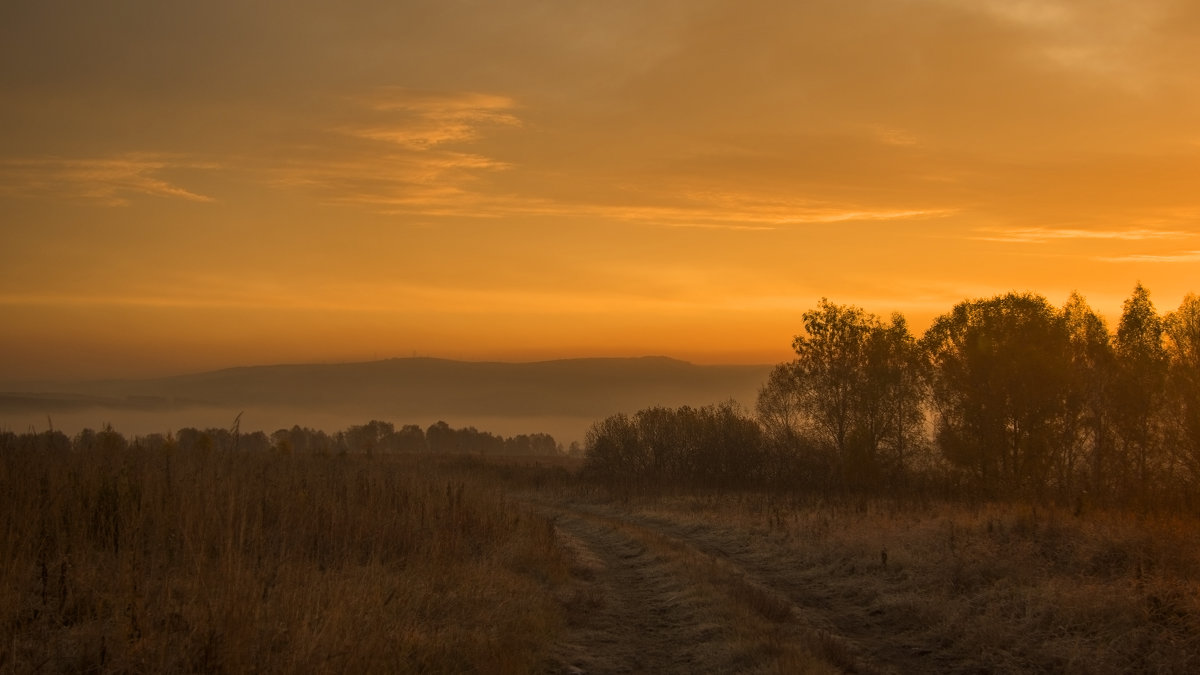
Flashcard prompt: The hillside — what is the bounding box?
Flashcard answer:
[0,357,773,442]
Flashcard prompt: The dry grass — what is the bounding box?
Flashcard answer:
[624,493,1200,673]
[0,444,570,674]
[8,436,1198,673]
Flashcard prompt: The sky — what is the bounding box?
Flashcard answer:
[2,0,1199,380]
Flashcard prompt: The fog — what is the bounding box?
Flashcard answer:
[0,357,771,448]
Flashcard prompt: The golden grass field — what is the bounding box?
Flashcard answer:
[3,441,1199,673]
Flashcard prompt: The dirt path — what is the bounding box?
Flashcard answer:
[537,500,957,675]
[541,509,759,674]
[620,511,954,674]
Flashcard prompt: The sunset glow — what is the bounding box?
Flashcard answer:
[3,0,1199,379]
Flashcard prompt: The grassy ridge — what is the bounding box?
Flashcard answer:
[0,445,569,673]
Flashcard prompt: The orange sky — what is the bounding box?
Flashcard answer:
[2,0,1199,380]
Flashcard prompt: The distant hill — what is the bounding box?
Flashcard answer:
[0,357,774,442]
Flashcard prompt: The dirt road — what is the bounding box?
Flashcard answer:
[537,501,966,675]
[542,508,756,673]
[537,502,860,674]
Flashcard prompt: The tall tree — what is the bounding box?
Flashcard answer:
[1112,283,1168,503]
[1061,292,1116,498]
[857,313,927,483]
[755,361,807,449]
[1164,293,1200,487]
[756,360,833,485]
[761,299,926,487]
[792,299,874,473]
[921,292,1072,496]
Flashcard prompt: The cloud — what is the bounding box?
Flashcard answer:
[343,90,521,150]
[1096,250,1200,263]
[262,88,955,227]
[867,125,920,147]
[938,0,1164,89]
[585,200,954,230]
[268,149,512,211]
[261,89,525,214]
[0,154,214,206]
[971,226,1189,243]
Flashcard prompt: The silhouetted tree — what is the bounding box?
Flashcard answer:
[505,432,558,455]
[345,420,394,455]
[425,421,456,453]
[792,299,873,475]
[580,413,641,487]
[393,424,427,453]
[756,361,807,451]
[922,292,1072,496]
[694,401,765,488]
[455,426,504,454]
[287,425,309,454]
[1165,293,1200,488]
[760,299,926,488]
[0,429,70,454]
[1112,283,1168,504]
[1060,292,1117,499]
[240,430,271,453]
[856,313,927,485]
[581,403,764,489]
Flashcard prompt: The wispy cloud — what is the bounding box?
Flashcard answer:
[268,149,512,213]
[866,124,920,147]
[0,89,956,229]
[343,90,521,150]
[268,89,953,228]
[972,226,1188,243]
[576,183,954,229]
[349,189,953,228]
[0,154,215,206]
[958,0,1160,89]
[264,89,524,214]
[1096,250,1200,263]
[595,202,954,230]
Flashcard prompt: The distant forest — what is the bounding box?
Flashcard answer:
[584,284,1200,510]
[1,419,561,459]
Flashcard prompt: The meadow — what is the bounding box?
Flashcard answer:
[0,439,571,673]
[3,435,1199,673]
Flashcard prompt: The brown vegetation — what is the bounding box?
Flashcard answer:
[3,430,1199,673]
[0,441,570,673]
[608,492,1200,673]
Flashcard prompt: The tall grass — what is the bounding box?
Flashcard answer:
[0,441,569,673]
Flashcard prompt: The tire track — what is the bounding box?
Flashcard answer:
[537,500,966,675]
[542,509,752,674]
[560,503,962,675]
[626,512,958,674]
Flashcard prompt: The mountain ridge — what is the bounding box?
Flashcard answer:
[0,356,775,440]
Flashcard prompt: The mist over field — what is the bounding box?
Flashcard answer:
[0,356,770,444]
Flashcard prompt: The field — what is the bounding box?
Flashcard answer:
[0,444,570,673]
[3,443,1200,673]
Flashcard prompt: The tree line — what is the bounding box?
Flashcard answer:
[583,284,1200,509]
[1,419,561,458]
